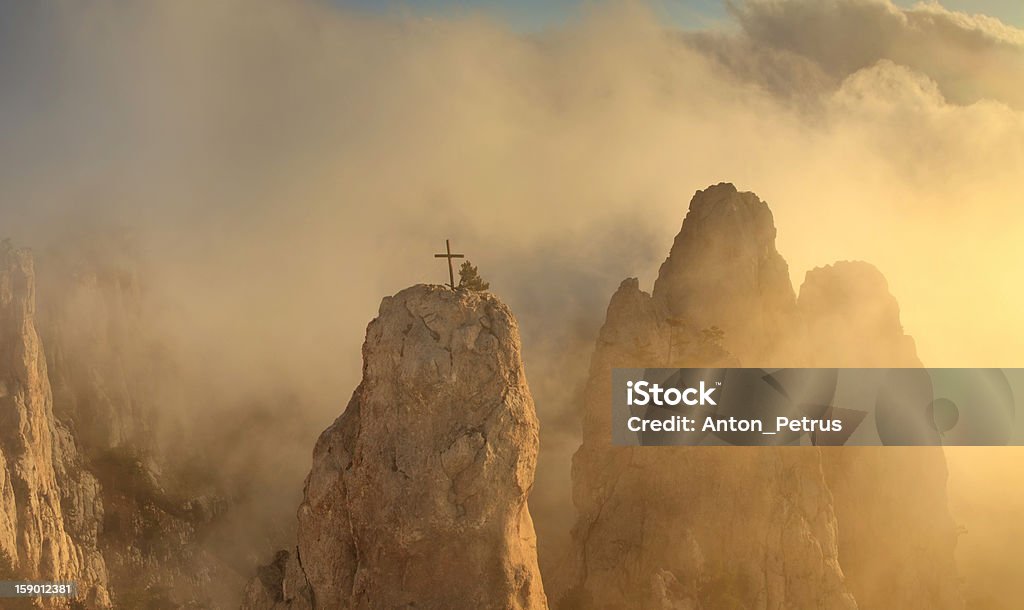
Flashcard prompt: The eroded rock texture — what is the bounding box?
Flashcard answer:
[0,241,111,608]
[559,184,961,609]
[244,284,547,610]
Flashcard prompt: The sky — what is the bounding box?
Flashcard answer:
[333,0,1024,29]
[2,1,1022,426]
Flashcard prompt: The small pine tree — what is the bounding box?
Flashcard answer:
[457,260,490,291]
[696,325,731,364]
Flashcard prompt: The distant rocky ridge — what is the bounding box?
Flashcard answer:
[243,285,547,609]
[799,261,921,368]
[0,238,242,609]
[37,235,161,458]
[35,237,239,608]
[558,183,962,609]
[801,261,960,609]
[0,241,111,608]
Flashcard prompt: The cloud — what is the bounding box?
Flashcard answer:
[711,0,1024,107]
[0,0,1022,597]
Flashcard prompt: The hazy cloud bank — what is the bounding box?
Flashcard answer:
[0,0,1022,595]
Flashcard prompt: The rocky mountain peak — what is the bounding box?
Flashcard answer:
[652,183,801,365]
[243,284,547,609]
[800,262,959,609]
[560,184,961,610]
[799,260,921,367]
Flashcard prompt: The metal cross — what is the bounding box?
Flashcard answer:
[434,239,465,289]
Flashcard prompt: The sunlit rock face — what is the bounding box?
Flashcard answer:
[0,241,111,609]
[559,185,962,609]
[243,284,547,610]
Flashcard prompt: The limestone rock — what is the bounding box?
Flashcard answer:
[561,292,853,609]
[244,284,547,609]
[798,261,920,368]
[559,187,855,609]
[652,182,804,365]
[36,235,161,458]
[560,184,963,609]
[32,236,238,609]
[0,241,111,608]
[799,261,963,609]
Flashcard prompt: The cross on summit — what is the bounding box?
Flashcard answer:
[434,239,465,289]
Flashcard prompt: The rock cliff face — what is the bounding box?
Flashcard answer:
[652,183,804,366]
[33,241,237,609]
[243,285,547,610]
[560,185,853,610]
[0,239,237,608]
[800,262,962,609]
[0,241,111,608]
[559,185,962,609]
[799,261,920,368]
[37,237,160,457]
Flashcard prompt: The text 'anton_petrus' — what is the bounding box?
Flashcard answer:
[624,380,843,435]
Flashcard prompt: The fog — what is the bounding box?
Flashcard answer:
[1,0,1022,604]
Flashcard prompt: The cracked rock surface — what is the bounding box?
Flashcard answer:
[243,284,547,609]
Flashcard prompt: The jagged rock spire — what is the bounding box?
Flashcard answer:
[243,285,547,609]
[653,183,803,365]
